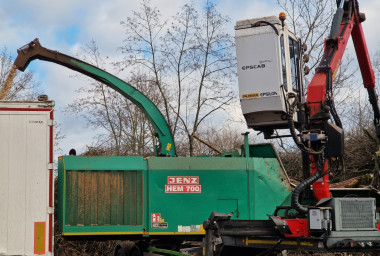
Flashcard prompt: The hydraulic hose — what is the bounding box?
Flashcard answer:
[286,92,324,155]
[287,92,330,214]
[291,169,328,213]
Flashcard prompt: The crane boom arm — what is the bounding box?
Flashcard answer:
[14,38,176,156]
[307,0,379,125]
[305,0,380,201]
[352,20,380,130]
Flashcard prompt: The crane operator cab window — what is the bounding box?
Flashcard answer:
[289,37,301,93]
[235,16,304,135]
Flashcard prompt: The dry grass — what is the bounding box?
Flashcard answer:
[54,231,118,256]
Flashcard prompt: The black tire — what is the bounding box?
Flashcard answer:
[129,247,141,256]
[115,245,128,256]
[114,242,141,256]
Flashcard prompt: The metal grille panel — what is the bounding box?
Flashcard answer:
[338,199,375,230]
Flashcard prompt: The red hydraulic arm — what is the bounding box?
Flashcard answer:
[305,0,379,202]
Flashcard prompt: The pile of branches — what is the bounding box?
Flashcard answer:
[54,226,118,256]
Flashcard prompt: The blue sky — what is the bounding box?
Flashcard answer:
[2,0,380,156]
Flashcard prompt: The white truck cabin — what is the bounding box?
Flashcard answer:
[235,15,304,136]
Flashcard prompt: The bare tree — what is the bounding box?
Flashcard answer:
[277,0,335,73]
[0,46,41,100]
[67,40,157,156]
[175,123,245,156]
[277,0,357,94]
[340,96,378,181]
[118,0,236,156]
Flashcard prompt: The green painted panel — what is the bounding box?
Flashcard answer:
[62,156,145,171]
[63,224,144,234]
[248,144,277,158]
[147,156,292,233]
[58,152,293,236]
[147,158,250,233]
[148,157,247,170]
[217,199,239,217]
[252,158,292,219]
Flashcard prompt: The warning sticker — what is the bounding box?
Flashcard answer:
[151,213,161,223]
[165,176,201,193]
[151,213,168,229]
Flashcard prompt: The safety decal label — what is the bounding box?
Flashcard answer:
[165,176,202,193]
[151,213,161,223]
[151,213,168,229]
[242,91,278,99]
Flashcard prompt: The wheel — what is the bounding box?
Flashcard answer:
[115,245,128,256]
[129,247,141,256]
[114,241,141,256]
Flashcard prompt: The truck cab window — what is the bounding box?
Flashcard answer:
[289,37,300,92]
[280,35,287,91]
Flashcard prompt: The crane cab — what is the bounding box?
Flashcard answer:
[235,16,304,134]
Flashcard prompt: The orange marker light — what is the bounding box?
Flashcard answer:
[279,12,286,22]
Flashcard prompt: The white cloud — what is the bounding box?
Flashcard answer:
[358,0,380,52]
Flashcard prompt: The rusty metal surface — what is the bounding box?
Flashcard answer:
[65,170,143,227]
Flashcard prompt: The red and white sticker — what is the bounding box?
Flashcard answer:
[165,176,201,193]
[151,213,161,223]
